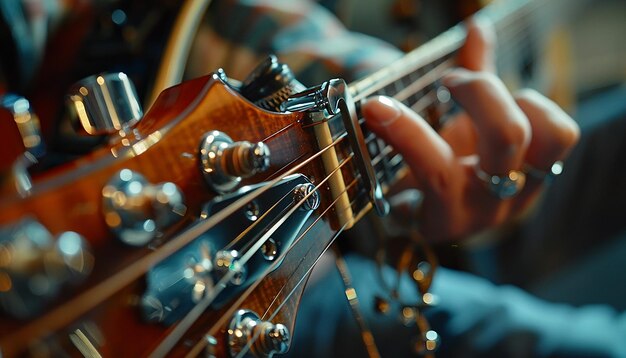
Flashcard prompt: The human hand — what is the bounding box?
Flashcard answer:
[362,19,580,242]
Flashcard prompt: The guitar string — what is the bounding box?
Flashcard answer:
[193,18,532,346]
[229,184,368,358]
[492,4,546,71]
[349,0,541,102]
[357,20,547,171]
[231,183,368,358]
[483,0,566,75]
[197,2,550,356]
[158,2,548,356]
[221,187,298,251]
[227,6,548,354]
[363,17,547,169]
[352,2,539,194]
[184,178,367,358]
[356,9,548,177]
[172,174,364,357]
[11,131,354,352]
[8,0,550,353]
[191,83,450,353]
[188,5,564,355]
[227,151,355,255]
[151,153,360,357]
[56,0,540,352]
[496,0,582,95]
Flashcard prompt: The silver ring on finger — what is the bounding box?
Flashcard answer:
[473,163,526,199]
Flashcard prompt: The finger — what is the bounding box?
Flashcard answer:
[515,89,580,171]
[457,17,497,73]
[511,89,580,211]
[362,96,456,192]
[443,69,531,175]
[440,112,478,156]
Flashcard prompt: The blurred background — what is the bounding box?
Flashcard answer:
[1,0,625,313]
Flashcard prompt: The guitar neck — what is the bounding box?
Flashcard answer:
[347,0,545,191]
[349,0,543,104]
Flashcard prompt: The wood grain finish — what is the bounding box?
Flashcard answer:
[0,74,344,356]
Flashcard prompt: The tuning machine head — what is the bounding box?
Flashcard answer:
[239,55,306,112]
[228,309,290,357]
[67,72,142,136]
[0,218,93,318]
[0,94,45,196]
[198,131,271,194]
[102,169,186,246]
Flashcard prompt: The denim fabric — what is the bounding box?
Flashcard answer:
[288,254,626,357]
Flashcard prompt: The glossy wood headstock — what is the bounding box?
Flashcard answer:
[0,73,345,357]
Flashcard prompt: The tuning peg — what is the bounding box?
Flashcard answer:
[239,55,306,112]
[0,218,93,318]
[102,169,186,246]
[228,309,290,358]
[0,94,45,160]
[0,94,45,195]
[67,72,142,136]
[199,131,271,193]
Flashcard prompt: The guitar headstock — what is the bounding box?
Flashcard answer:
[0,62,367,356]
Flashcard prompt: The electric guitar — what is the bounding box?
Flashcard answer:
[0,0,591,356]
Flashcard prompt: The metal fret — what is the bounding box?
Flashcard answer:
[346,0,552,200]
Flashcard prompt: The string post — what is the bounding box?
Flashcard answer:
[228,309,290,358]
[292,183,320,211]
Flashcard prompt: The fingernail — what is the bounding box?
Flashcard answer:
[363,96,402,127]
[441,68,473,88]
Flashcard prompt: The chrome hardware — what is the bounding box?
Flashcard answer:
[68,72,142,135]
[214,250,246,286]
[1,94,45,196]
[0,94,45,159]
[142,174,316,323]
[102,169,186,246]
[292,183,320,211]
[283,78,389,216]
[240,55,306,112]
[0,218,93,318]
[141,240,215,324]
[228,309,290,358]
[199,131,271,193]
[261,238,278,261]
[244,201,261,221]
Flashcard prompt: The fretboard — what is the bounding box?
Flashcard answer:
[348,0,546,191]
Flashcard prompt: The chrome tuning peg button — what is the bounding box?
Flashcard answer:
[68,72,142,135]
[199,131,271,193]
[228,309,290,358]
[0,218,93,318]
[102,169,186,246]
